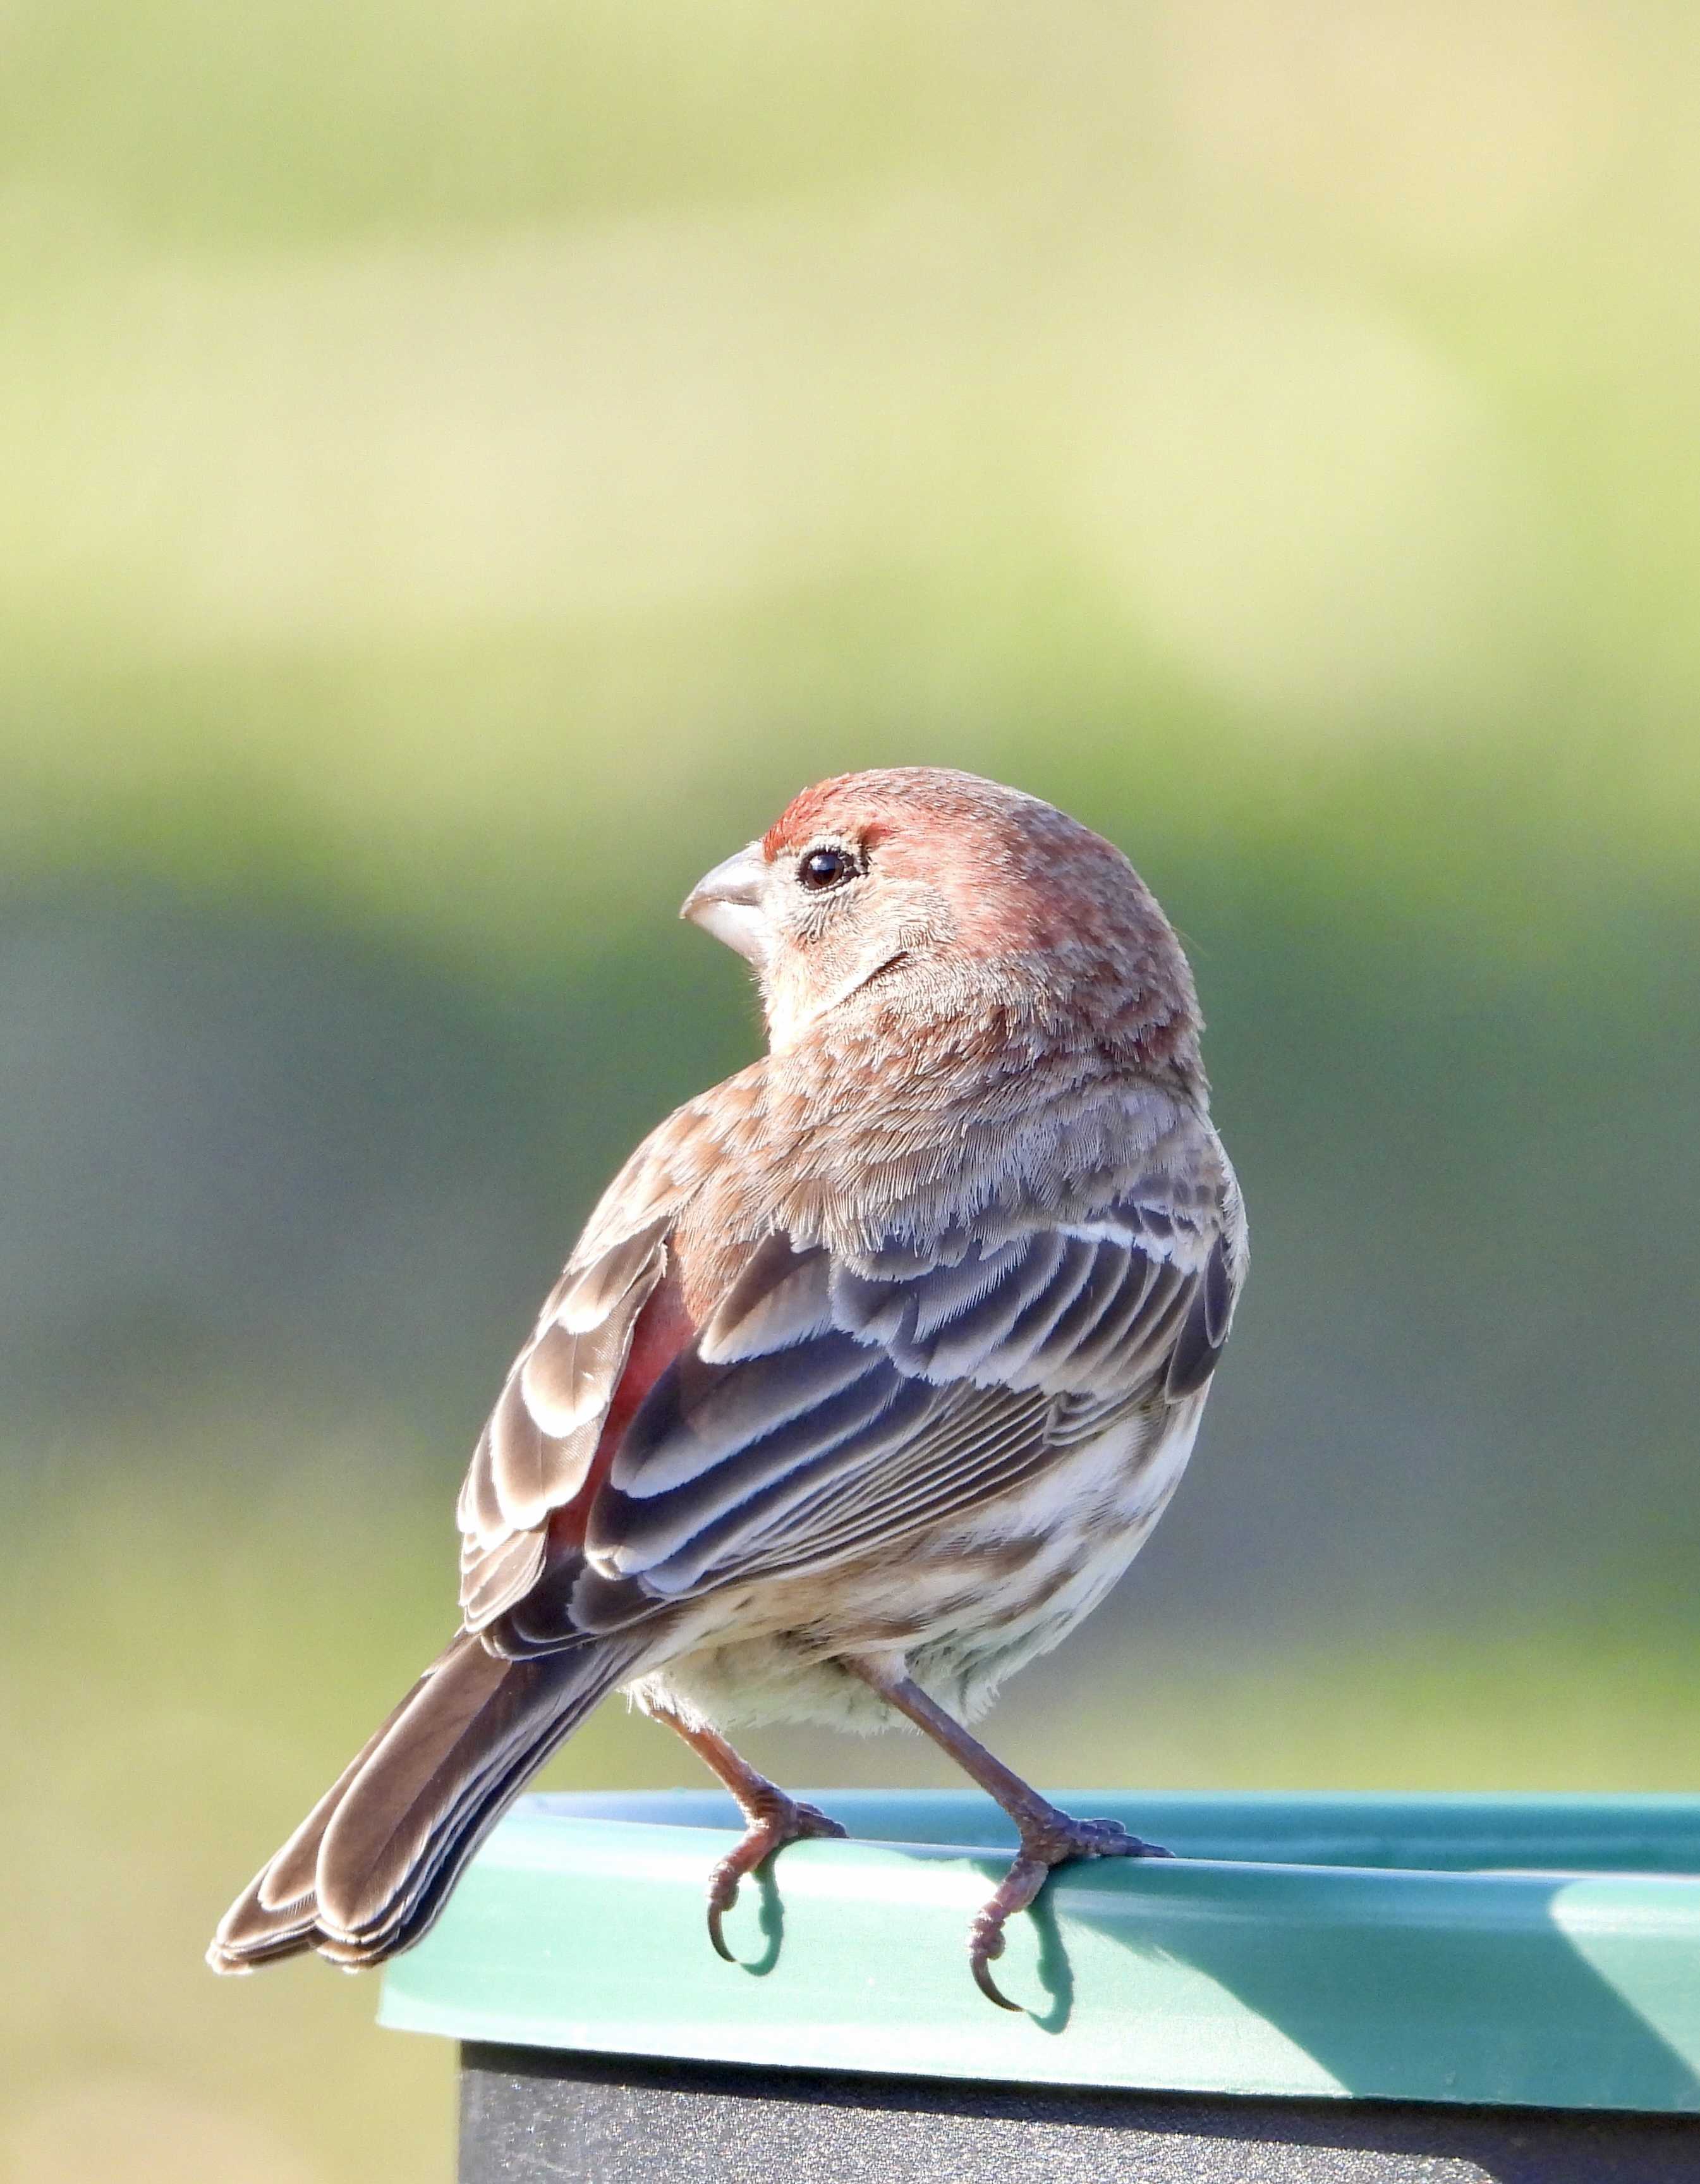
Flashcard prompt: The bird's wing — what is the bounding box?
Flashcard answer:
[453,1061,775,1628]
[491,1138,1244,1650]
[454,1214,674,1626]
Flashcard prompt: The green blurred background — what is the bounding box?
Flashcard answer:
[3,0,1698,2176]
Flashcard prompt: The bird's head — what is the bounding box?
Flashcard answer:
[682,768,1203,1080]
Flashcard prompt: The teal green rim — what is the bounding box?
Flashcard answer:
[379,1790,1700,2113]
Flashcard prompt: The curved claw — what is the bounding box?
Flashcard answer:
[970,1946,1023,2011]
[706,1894,737,1962]
[964,1819,1174,2011]
[702,1797,847,1966]
[705,1844,751,1961]
[964,1849,1052,2013]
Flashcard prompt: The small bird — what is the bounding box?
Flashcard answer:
[209,767,1245,2008]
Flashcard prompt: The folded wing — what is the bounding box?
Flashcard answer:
[481,1156,1244,1656]
[456,1215,672,1626]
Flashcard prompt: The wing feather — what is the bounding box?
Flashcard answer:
[454,1214,671,1625]
[609,1333,890,1498]
[570,1155,1244,1618]
[596,1355,923,1564]
[616,1376,943,1594]
[473,1104,1246,1655]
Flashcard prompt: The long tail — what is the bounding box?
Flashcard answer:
[208,1630,640,1973]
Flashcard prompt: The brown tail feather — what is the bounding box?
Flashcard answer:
[207,1631,640,1974]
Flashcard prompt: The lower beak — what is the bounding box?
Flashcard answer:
[681,843,770,967]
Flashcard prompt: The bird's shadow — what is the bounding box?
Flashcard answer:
[1023,1886,1076,2033]
[528,1786,1700,2130]
[721,1863,786,1978]
[723,1842,1076,2022]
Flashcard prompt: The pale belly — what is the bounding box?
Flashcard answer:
[628,1388,1208,1736]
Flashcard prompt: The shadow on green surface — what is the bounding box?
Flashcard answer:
[726,1867,787,1980]
[1013,1847,1700,2128]
[542,1790,1700,2111]
[932,1794,1700,2108]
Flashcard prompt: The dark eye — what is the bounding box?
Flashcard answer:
[797,845,858,892]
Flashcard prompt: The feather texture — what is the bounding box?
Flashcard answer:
[480,1099,1242,1654]
[208,1632,641,1973]
[455,1216,669,1625]
[210,767,1247,1979]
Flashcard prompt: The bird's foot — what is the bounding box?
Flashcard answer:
[705,1793,848,1960]
[969,1812,1172,2011]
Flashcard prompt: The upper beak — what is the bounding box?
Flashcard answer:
[681,842,770,968]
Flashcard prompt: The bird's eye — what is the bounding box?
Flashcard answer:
[796,845,858,893]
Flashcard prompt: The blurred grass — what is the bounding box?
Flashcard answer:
[4,0,1700,2176]
[3,0,1700,946]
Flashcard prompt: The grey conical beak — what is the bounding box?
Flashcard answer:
[681,842,770,967]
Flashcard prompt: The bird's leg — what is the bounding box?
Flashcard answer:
[846,1656,1170,2010]
[642,1695,847,1960]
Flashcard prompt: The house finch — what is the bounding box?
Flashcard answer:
[209,767,1245,2009]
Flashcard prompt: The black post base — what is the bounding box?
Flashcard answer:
[460,2043,1700,2183]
